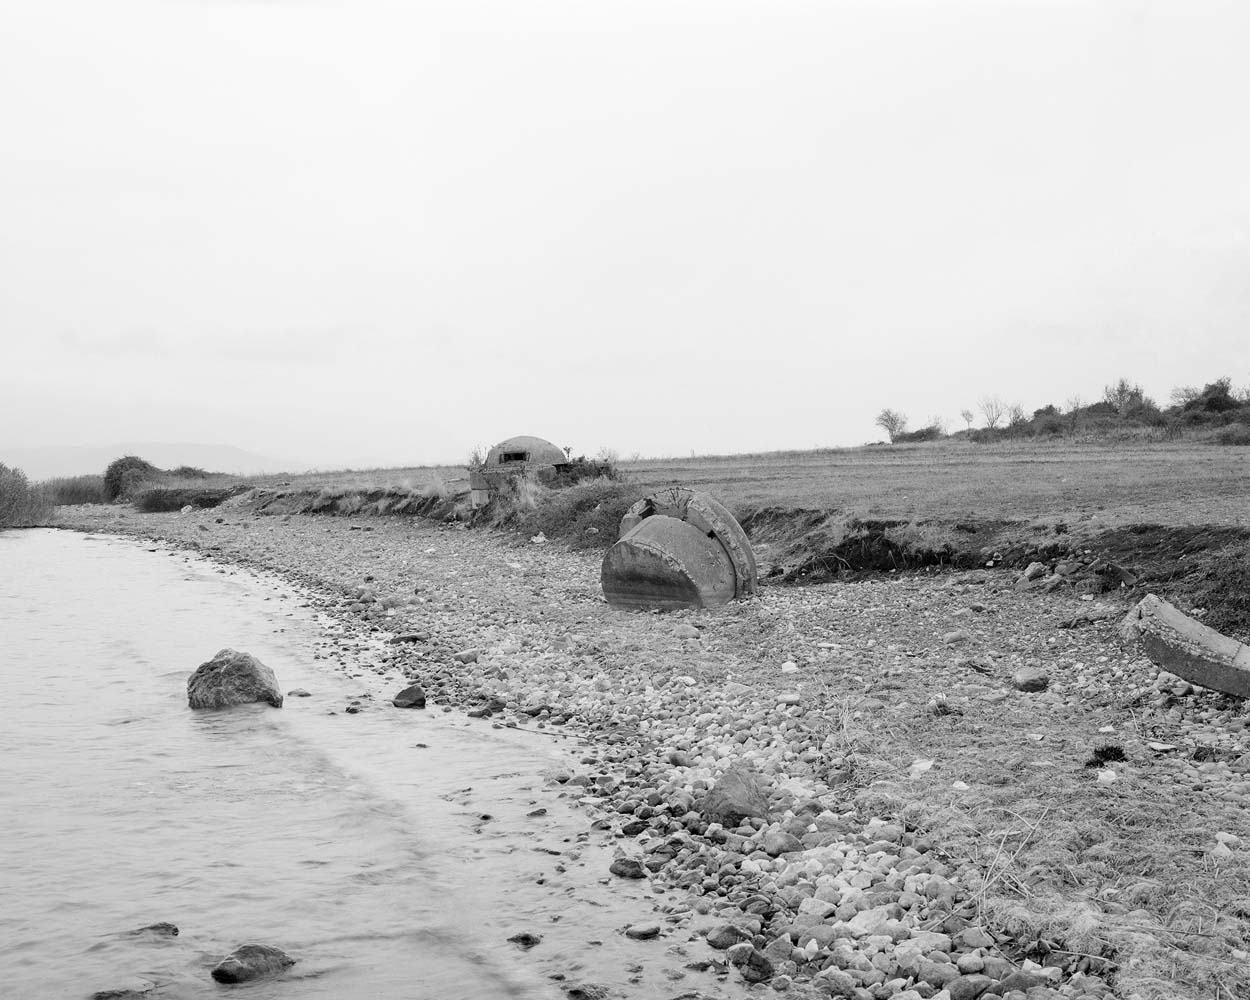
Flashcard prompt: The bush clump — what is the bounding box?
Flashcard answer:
[0,463,53,527]
[892,425,944,444]
[103,456,158,501]
[169,465,209,478]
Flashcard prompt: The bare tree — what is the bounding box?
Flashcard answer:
[979,396,1006,429]
[874,409,909,442]
[1170,385,1199,407]
[1007,403,1027,427]
[959,408,974,430]
[927,415,949,435]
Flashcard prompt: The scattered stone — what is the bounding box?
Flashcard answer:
[507,931,542,949]
[127,922,178,937]
[725,941,773,982]
[700,763,772,826]
[187,649,283,709]
[452,648,481,664]
[943,629,970,645]
[706,924,754,949]
[609,857,647,879]
[1022,561,1048,581]
[624,922,661,940]
[1012,666,1050,692]
[210,944,295,983]
[673,623,701,640]
[391,684,427,708]
[287,688,311,697]
[388,631,429,644]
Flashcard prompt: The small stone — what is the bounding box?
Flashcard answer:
[706,924,754,949]
[452,648,481,664]
[286,688,311,698]
[1012,667,1049,692]
[763,829,804,856]
[625,923,661,940]
[391,684,427,708]
[673,624,701,639]
[943,630,970,645]
[210,944,295,984]
[609,857,647,879]
[947,973,994,1000]
[725,942,773,983]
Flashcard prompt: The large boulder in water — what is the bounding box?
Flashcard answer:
[210,944,295,983]
[187,649,283,709]
[602,487,757,611]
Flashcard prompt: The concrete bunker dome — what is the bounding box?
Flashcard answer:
[484,436,568,470]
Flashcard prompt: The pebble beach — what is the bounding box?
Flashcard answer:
[56,501,1250,1000]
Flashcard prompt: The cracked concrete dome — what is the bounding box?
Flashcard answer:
[484,435,567,469]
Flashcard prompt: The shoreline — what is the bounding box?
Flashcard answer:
[49,504,1250,1000]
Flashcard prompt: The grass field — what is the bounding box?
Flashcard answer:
[619,440,1250,528]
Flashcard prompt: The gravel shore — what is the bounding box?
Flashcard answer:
[57,503,1250,1000]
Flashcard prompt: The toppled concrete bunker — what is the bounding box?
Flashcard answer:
[1121,593,1250,698]
[601,487,758,610]
[469,435,568,508]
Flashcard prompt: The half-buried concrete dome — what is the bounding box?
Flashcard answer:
[484,435,568,471]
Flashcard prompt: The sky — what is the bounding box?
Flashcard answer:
[2,0,1248,471]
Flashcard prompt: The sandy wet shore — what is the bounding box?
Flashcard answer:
[55,503,1250,1000]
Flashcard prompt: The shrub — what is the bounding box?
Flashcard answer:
[43,475,107,505]
[893,425,944,443]
[515,477,644,549]
[1213,425,1250,446]
[551,454,619,486]
[1035,416,1065,437]
[0,463,53,526]
[1184,378,1239,414]
[133,487,240,512]
[103,456,158,501]
[169,465,209,478]
[1033,404,1059,419]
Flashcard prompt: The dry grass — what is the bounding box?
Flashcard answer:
[41,474,107,505]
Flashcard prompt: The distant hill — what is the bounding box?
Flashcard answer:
[0,443,296,480]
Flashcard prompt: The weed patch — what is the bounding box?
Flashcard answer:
[0,463,54,526]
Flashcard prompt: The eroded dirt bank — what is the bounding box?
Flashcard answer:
[56,503,1250,1000]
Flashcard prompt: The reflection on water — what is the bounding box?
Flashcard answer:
[1,529,726,1000]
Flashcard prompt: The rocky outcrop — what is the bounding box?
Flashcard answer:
[1121,594,1250,698]
[210,944,295,983]
[187,649,283,709]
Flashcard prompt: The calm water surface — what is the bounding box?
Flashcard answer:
[0,529,705,1000]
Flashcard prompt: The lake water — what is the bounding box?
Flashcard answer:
[0,529,725,999]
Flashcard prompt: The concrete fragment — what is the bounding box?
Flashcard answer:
[601,515,737,610]
[602,487,755,610]
[1120,594,1250,698]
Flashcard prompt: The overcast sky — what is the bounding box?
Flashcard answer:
[2,0,1247,470]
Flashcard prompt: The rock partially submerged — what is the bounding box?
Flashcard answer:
[1121,593,1250,698]
[210,944,295,983]
[187,649,283,709]
[601,487,757,611]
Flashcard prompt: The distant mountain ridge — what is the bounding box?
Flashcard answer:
[0,443,295,480]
